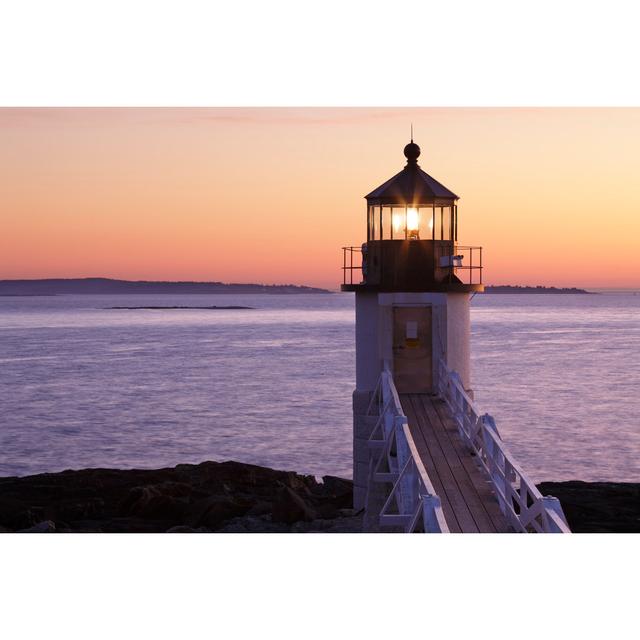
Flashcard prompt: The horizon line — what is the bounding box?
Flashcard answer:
[1,276,637,291]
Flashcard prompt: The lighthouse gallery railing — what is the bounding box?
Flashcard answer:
[437,359,570,534]
[365,367,449,533]
[341,245,483,286]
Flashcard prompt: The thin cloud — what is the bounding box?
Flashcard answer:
[0,107,446,129]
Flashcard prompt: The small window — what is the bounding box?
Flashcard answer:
[406,321,418,340]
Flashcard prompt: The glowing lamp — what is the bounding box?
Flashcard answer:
[406,207,420,239]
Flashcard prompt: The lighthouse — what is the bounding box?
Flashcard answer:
[342,138,484,510]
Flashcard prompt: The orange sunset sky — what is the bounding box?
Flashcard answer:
[1,107,639,290]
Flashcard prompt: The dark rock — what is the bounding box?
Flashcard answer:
[292,515,364,533]
[321,475,353,505]
[19,520,56,533]
[187,496,251,529]
[0,496,28,527]
[0,460,356,533]
[537,481,640,533]
[247,500,272,517]
[44,498,105,522]
[0,504,40,530]
[166,525,210,533]
[217,515,290,533]
[271,486,317,524]
[118,485,162,516]
[119,482,191,518]
[313,503,341,519]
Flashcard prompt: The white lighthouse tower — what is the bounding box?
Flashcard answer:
[342,138,484,510]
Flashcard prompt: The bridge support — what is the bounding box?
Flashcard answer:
[353,389,377,511]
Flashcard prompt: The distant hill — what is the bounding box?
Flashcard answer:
[484,285,592,294]
[0,278,331,296]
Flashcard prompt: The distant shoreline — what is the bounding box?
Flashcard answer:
[484,285,593,294]
[0,277,331,296]
[0,279,609,296]
[107,305,254,310]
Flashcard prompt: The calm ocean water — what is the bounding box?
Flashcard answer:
[1,292,639,482]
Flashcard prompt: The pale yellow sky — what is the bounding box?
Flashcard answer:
[1,107,639,288]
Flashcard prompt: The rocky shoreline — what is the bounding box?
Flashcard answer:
[538,481,640,533]
[0,461,360,533]
[0,461,637,532]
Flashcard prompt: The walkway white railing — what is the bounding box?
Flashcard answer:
[365,367,449,533]
[437,359,571,533]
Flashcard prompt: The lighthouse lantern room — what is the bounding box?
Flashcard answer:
[342,139,484,509]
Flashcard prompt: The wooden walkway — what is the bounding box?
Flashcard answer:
[400,393,511,533]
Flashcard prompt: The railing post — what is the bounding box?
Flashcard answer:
[450,371,464,427]
[342,248,346,285]
[542,496,570,533]
[422,495,444,533]
[395,418,415,516]
[482,413,500,438]
[350,247,354,284]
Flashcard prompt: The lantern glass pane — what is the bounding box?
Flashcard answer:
[370,205,379,241]
[391,206,405,239]
[415,206,432,240]
[381,206,394,240]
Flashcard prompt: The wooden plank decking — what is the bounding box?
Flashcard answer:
[400,393,511,533]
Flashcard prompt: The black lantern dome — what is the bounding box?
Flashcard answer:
[365,141,458,206]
